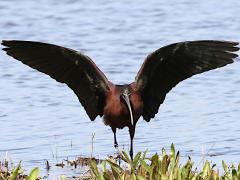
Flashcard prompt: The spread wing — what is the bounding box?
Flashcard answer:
[135,40,239,122]
[2,40,110,121]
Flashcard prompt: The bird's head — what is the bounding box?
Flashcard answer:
[121,88,134,126]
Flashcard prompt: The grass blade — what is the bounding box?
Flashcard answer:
[26,167,39,180]
[9,162,21,180]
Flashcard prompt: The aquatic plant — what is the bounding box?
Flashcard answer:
[0,161,39,180]
[89,144,240,180]
[2,144,240,179]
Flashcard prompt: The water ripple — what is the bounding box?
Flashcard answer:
[0,0,240,177]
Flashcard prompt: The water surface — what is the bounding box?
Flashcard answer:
[0,0,240,178]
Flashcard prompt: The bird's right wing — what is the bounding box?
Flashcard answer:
[135,40,239,122]
[2,40,110,120]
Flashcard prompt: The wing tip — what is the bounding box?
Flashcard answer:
[1,40,12,47]
[1,40,13,52]
[2,47,8,52]
[1,40,11,51]
[210,40,239,46]
[230,41,239,46]
[217,40,239,46]
[143,113,154,122]
[218,41,239,51]
[231,42,239,58]
[1,40,6,46]
[229,41,239,53]
[233,53,239,58]
[1,40,23,48]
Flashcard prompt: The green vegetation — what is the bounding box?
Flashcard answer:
[1,144,240,179]
[0,161,39,180]
[90,144,240,180]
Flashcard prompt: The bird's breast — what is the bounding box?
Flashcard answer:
[103,93,128,129]
[103,87,143,129]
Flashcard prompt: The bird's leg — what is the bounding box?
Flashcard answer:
[112,128,118,148]
[129,126,135,161]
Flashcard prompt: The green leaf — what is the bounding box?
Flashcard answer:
[106,159,123,172]
[9,162,21,180]
[170,144,175,158]
[150,153,159,171]
[97,174,105,180]
[202,160,210,178]
[101,160,107,173]
[162,148,167,156]
[232,168,237,179]
[140,159,151,174]
[122,151,131,164]
[26,167,39,180]
[136,175,145,180]
[120,171,129,180]
[111,165,122,178]
[161,174,168,180]
[60,175,68,180]
[170,143,176,165]
[150,153,160,178]
[103,172,113,179]
[142,149,148,160]
[131,172,136,180]
[161,155,169,174]
[222,160,229,174]
[176,151,180,163]
[90,161,100,177]
[133,152,142,171]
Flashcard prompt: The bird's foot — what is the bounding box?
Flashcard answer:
[114,143,118,148]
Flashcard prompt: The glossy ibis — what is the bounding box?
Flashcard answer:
[1,40,239,160]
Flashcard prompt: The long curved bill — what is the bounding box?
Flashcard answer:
[122,93,134,126]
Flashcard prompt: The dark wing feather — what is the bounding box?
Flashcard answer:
[2,40,110,120]
[135,40,239,121]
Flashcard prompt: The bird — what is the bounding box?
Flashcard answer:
[1,40,239,160]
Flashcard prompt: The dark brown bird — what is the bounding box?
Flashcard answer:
[1,40,239,160]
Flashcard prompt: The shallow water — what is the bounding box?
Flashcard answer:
[0,0,240,178]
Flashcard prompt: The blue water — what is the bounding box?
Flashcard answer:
[0,0,240,178]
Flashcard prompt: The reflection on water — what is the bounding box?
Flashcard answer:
[0,0,240,177]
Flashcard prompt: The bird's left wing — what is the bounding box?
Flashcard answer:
[2,40,110,120]
[135,40,239,122]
